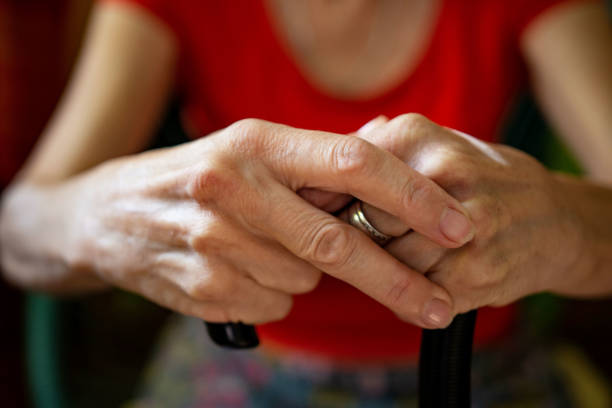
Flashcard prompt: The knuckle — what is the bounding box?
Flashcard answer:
[474,211,495,241]
[187,165,237,204]
[229,118,264,141]
[451,256,503,292]
[331,137,373,177]
[469,197,509,241]
[400,178,436,211]
[422,148,460,178]
[187,269,233,302]
[429,158,474,197]
[227,118,268,157]
[395,113,431,138]
[385,275,415,309]
[445,163,473,192]
[467,268,497,290]
[413,139,467,169]
[303,222,356,269]
[189,218,224,255]
[403,112,429,125]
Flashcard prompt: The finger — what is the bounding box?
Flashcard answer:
[385,232,446,273]
[153,251,294,324]
[356,115,389,136]
[250,121,474,247]
[189,214,322,295]
[337,200,445,273]
[355,113,450,170]
[338,202,445,273]
[338,201,409,238]
[293,116,389,213]
[255,182,455,329]
[297,188,352,213]
[187,283,294,325]
[238,238,323,295]
[213,275,294,324]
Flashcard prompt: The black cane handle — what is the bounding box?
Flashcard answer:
[418,310,478,408]
[204,322,259,349]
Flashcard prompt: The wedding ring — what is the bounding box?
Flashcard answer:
[347,201,391,246]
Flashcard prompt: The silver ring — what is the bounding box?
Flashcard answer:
[347,201,391,246]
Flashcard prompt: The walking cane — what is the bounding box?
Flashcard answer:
[204,310,477,408]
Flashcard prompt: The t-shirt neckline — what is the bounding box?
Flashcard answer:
[258,0,446,107]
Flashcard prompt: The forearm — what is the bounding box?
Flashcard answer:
[551,173,612,297]
[0,3,177,293]
[0,181,108,293]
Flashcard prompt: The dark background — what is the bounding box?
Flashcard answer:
[1,1,94,406]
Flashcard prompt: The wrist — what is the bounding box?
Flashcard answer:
[59,176,112,292]
[1,181,108,292]
[545,173,594,296]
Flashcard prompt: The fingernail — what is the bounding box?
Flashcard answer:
[440,208,474,244]
[423,298,452,328]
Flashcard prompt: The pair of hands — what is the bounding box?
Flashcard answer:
[70,114,579,329]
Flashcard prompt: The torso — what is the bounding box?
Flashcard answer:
[141,0,561,359]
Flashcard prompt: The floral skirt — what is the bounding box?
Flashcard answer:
[127,315,610,408]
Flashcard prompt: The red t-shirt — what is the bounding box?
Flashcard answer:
[102,0,582,360]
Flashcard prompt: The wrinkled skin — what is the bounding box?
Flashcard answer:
[57,118,475,328]
[342,114,582,316]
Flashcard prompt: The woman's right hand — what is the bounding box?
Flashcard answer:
[33,119,475,327]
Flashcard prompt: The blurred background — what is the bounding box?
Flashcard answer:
[1,1,611,407]
[0,1,170,406]
[1,1,92,406]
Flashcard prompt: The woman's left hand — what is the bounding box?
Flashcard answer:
[347,114,583,317]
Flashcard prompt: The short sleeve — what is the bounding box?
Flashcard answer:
[509,0,594,40]
[97,0,180,40]
[96,0,189,97]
